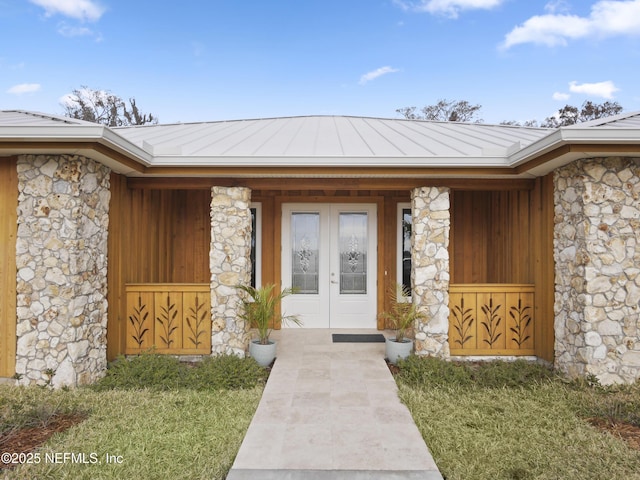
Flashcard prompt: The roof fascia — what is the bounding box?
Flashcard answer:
[0,124,153,170]
[508,127,640,174]
[145,154,513,168]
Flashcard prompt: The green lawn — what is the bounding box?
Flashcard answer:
[396,357,640,480]
[1,354,265,480]
[1,387,261,480]
[3,355,639,480]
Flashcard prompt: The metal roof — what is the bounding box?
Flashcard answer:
[113,116,551,162]
[566,110,640,129]
[1,109,639,177]
[0,110,95,126]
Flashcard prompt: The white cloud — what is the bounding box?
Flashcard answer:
[544,0,571,14]
[553,92,571,101]
[7,83,41,95]
[502,0,640,49]
[359,66,399,85]
[57,23,93,36]
[569,80,619,99]
[502,14,591,48]
[30,0,105,22]
[393,0,504,18]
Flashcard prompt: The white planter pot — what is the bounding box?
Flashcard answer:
[386,337,413,365]
[249,340,277,367]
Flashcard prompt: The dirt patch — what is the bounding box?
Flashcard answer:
[0,414,86,470]
[385,359,401,376]
[588,418,640,451]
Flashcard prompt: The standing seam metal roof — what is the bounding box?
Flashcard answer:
[2,110,639,173]
[113,115,553,158]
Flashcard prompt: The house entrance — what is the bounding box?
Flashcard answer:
[281,203,377,328]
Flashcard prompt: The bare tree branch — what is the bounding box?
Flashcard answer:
[61,86,158,126]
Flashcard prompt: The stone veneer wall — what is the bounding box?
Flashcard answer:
[412,186,451,358]
[210,187,252,356]
[15,154,110,387]
[554,157,640,384]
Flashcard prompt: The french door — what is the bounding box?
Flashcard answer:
[281,204,377,328]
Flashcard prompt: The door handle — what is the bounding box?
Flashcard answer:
[331,280,338,284]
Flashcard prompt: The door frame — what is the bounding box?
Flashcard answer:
[281,203,378,328]
[273,196,385,329]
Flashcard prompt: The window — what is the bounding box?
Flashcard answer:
[397,203,411,300]
[290,212,320,294]
[250,203,262,288]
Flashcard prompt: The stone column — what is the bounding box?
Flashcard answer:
[210,186,252,356]
[15,155,110,387]
[554,157,640,385]
[411,186,451,358]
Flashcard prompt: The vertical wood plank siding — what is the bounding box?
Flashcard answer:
[0,157,17,377]
[531,175,555,362]
[449,284,535,355]
[451,190,533,284]
[125,284,211,354]
[107,174,212,360]
[449,177,555,360]
[108,178,554,361]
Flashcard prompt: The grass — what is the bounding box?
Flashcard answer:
[1,354,266,480]
[4,353,640,479]
[395,357,640,480]
[0,386,86,434]
[92,351,268,391]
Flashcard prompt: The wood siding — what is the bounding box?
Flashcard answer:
[107,174,212,359]
[108,176,555,361]
[530,175,555,362]
[451,190,534,284]
[0,157,17,377]
[125,284,211,355]
[449,284,535,356]
[449,177,555,361]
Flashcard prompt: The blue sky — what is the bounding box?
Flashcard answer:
[2,0,639,124]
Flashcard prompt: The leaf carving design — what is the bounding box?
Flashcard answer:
[452,297,475,347]
[157,295,178,348]
[128,295,149,347]
[186,294,208,348]
[480,297,502,348]
[509,297,532,347]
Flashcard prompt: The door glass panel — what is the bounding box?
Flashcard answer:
[339,212,367,294]
[402,208,412,293]
[291,213,319,294]
[250,207,257,288]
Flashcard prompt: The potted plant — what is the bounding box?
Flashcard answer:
[378,283,425,364]
[237,283,301,366]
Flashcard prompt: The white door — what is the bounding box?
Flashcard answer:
[281,204,377,328]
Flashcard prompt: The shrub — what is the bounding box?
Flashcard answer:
[186,355,267,390]
[93,353,186,391]
[470,359,555,388]
[92,352,267,391]
[396,356,555,389]
[396,356,473,388]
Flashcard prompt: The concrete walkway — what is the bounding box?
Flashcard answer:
[227,329,443,479]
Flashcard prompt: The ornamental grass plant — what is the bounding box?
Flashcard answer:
[236,283,301,344]
[378,283,425,342]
